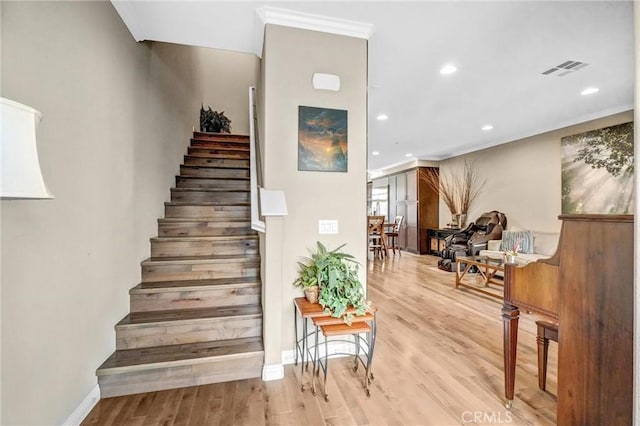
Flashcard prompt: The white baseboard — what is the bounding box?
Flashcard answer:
[262,363,284,381]
[62,384,100,426]
[282,349,296,365]
[264,339,359,382]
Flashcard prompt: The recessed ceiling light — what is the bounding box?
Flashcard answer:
[440,64,457,75]
[581,87,599,96]
[482,125,494,131]
[405,153,413,157]
[376,114,388,121]
[372,151,380,156]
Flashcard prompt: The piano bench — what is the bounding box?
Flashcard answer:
[536,319,558,392]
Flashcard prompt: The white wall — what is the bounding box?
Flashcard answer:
[261,24,368,367]
[438,110,633,233]
[0,2,258,424]
[2,4,152,424]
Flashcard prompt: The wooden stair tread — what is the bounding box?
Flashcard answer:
[141,254,259,265]
[97,337,263,374]
[181,164,248,170]
[184,154,249,160]
[158,219,251,223]
[158,218,251,223]
[171,188,250,193]
[184,152,249,159]
[192,132,249,140]
[175,175,250,181]
[191,145,251,153]
[119,304,262,325]
[189,145,250,151]
[150,235,258,243]
[165,201,250,206]
[132,277,261,291]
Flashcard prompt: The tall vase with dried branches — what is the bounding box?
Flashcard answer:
[422,161,485,228]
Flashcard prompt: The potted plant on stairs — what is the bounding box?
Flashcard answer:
[200,105,232,133]
[294,241,371,324]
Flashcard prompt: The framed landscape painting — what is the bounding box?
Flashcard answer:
[298,106,348,172]
[561,121,634,214]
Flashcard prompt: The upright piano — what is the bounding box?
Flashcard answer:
[502,214,633,424]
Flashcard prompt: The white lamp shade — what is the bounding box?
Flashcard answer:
[1,97,53,199]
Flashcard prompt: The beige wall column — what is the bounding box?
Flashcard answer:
[262,216,284,376]
[260,24,368,377]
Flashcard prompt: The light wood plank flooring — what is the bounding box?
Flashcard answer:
[83,253,557,425]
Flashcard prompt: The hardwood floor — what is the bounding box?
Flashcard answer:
[83,253,557,425]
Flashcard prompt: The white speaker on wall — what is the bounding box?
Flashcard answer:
[312,73,341,91]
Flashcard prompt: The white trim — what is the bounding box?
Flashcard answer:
[262,363,284,381]
[62,384,100,426]
[256,6,375,40]
[248,86,266,233]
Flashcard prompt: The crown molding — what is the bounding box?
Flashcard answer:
[256,6,374,40]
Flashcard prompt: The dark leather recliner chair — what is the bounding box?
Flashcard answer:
[437,211,507,272]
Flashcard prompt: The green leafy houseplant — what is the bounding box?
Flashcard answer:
[294,241,371,324]
[199,105,232,133]
[293,255,320,303]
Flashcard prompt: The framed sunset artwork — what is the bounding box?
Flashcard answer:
[298,106,348,172]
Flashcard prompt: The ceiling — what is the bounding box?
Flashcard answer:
[112,1,634,174]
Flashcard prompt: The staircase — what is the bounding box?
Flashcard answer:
[96,132,263,398]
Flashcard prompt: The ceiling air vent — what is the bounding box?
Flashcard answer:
[542,60,589,77]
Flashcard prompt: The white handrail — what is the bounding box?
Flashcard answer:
[249,86,266,233]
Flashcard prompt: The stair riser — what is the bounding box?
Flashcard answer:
[115,317,262,350]
[191,140,250,150]
[98,353,263,398]
[142,262,259,282]
[187,147,249,159]
[183,156,249,168]
[130,286,261,312]
[158,222,254,237]
[165,204,249,219]
[180,166,249,179]
[170,190,250,203]
[176,177,250,190]
[151,239,258,258]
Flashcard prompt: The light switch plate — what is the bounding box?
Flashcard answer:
[319,220,338,234]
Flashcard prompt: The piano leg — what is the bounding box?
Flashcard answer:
[502,302,520,409]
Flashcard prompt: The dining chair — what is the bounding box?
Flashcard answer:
[367,215,387,259]
[385,215,404,255]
